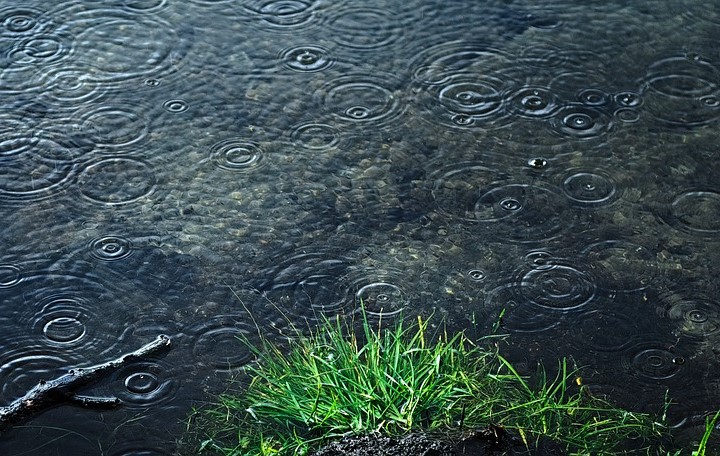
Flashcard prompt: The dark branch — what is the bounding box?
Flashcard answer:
[0,335,172,432]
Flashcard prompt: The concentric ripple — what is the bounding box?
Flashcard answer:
[190,315,258,371]
[642,54,720,127]
[289,122,340,149]
[519,262,597,311]
[89,236,134,261]
[209,138,264,171]
[431,164,569,241]
[561,169,618,206]
[340,268,409,319]
[73,103,150,152]
[624,344,685,381]
[0,6,45,37]
[486,284,561,333]
[0,148,76,204]
[660,291,720,338]
[264,253,351,322]
[506,86,559,119]
[78,158,157,205]
[35,66,107,109]
[326,7,400,49]
[582,240,657,292]
[660,190,720,236]
[320,74,405,126]
[113,361,177,408]
[549,104,612,139]
[572,309,640,352]
[244,0,319,29]
[70,12,191,82]
[0,264,22,288]
[279,45,334,72]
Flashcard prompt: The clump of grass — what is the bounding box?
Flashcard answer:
[189,310,665,455]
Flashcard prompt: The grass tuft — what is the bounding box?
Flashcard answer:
[188,310,667,455]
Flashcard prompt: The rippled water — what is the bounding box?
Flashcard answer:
[0,0,719,453]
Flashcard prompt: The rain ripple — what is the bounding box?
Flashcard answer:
[243,0,322,30]
[431,163,570,242]
[622,343,686,382]
[641,53,720,128]
[659,291,720,339]
[319,73,406,127]
[326,6,401,50]
[63,6,193,83]
[189,314,259,372]
[664,190,720,236]
[582,240,657,292]
[77,157,157,206]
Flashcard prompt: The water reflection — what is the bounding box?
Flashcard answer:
[0,0,719,453]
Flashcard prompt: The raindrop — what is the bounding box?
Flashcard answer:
[78,158,157,205]
[43,317,86,345]
[144,78,161,87]
[279,45,334,72]
[645,55,719,98]
[614,108,641,123]
[125,372,160,394]
[90,236,133,261]
[527,157,548,169]
[163,99,188,113]
[0,7,43,36]
[209,138,264,171]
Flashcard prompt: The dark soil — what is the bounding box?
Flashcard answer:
[312,427,567,456]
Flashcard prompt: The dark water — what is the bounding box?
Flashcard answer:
[0,0,719,453]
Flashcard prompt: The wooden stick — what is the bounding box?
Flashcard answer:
[0,335,172,431]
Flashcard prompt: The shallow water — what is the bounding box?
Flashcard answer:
[0,0,719,453]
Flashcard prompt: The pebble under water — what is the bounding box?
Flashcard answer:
[0,0,719,453]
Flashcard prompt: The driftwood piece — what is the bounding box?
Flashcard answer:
[0,334,172,431]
